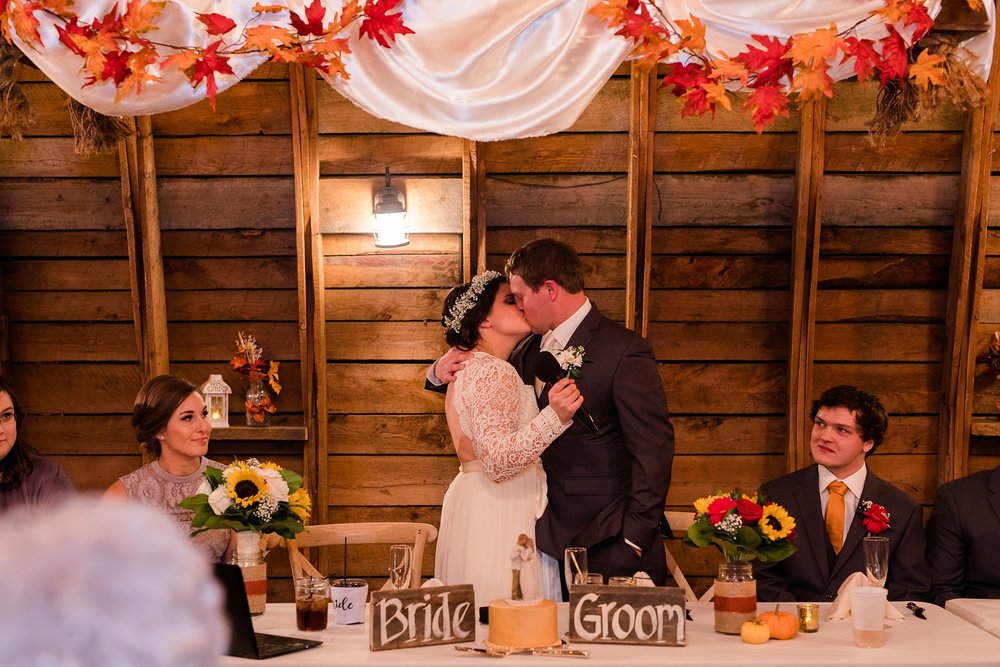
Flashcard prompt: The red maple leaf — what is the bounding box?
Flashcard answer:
[680,87,712,117]
[100,49,130,85]
[189,40,234,110]
[56,18,90,56]
[844,36,880,82]
[612,0,660,43]
[736,34,793,88]
[660,62,709,97]
[743,84,791,133]
[197,12,237,36]
[289,0,325,37]
[359,0,414,49]
[877,26,908,86]
[904,2,934,41]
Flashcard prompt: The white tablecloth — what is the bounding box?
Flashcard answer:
[219,601,1000,666]
[946,599,1000,640]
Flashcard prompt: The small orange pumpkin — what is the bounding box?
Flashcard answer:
[758,605,799,640]
[740,619,770,644]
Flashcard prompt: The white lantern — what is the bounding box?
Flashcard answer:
[201,374,232,428]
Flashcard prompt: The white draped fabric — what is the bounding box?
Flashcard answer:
[7,0,996,139]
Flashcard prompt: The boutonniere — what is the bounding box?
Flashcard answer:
[858,500,891,535]
[553,346,585,379]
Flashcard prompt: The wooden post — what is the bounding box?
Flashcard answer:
[786,97,827,473]
[290,65,328,533]
[625,62,656,336]
[119,115,169,381]
[939,30,1000,484]
[462,140,486,280]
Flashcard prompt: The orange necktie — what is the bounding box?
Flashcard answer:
[826,481,849,554]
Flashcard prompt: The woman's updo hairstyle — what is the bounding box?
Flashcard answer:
[132,375,198,457]
[441,271,506,350]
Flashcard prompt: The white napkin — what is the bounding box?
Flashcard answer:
[632,571,655,587]
[826,571,905,621]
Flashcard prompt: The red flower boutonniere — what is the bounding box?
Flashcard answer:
[858,500,891,535]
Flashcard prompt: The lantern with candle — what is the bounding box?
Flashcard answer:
[201,374,232,428]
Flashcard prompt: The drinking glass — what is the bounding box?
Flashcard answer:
[850,586,888,648]
[294,577,329,631]
[863,536,890,588]
[389,543,412,590]
[564,547,588,589]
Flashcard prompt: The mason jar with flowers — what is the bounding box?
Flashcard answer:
[683,490,797,634]
[230,332,281,427]
[180,458,311,614]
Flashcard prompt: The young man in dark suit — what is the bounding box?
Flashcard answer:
[757,385,930,602]
[926,465,1000,606]
[429,239,674,588]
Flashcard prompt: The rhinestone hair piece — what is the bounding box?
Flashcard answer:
[443,270,504,332]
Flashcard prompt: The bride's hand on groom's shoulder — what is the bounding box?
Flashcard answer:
[548,378,583,424]
[435,347,474,383]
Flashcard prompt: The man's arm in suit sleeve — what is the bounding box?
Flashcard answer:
[612,337,674,553]
[753,481,796,602]
[886,499,931,602]
[925,485,966,606]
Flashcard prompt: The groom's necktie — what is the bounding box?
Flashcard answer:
[825,481,849,554]
[534,331,558,397]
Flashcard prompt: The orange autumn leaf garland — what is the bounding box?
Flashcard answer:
[590,0,985,133]
[0,0,413,109]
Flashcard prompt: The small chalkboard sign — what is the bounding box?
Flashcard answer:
[368,584,476,651]
[568,585,686,646]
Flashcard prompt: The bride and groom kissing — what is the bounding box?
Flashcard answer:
[425,238,675,607]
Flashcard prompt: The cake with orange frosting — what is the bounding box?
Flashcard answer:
[486,598,559,650]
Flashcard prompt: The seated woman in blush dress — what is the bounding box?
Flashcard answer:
[105,374,235,563]
[0,376,74,512]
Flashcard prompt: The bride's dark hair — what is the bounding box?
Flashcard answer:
[441,273,506,350]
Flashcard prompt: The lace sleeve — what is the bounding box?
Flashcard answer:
[456,355,569,483]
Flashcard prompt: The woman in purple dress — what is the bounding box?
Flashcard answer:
[0,377,74,512]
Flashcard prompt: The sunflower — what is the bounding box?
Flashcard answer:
[226,463,268,508]
[288,487,312,522]
[260,461,284,472]
[759,503,795,540]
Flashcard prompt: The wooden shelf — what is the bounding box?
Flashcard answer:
[211,426,308,441]
[971,418,1000,437]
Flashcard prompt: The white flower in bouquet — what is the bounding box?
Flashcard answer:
[259,467,289,502]
[554,345,586,379]
[208,485,230,515]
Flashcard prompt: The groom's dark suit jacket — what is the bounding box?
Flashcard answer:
[511,305,674,584]
[926,466,1000,606]
[757,464,930,602]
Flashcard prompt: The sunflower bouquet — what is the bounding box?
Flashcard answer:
[179,459,311,538]
[682,489,797,563]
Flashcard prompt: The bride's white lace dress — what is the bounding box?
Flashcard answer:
[435,352,569,608]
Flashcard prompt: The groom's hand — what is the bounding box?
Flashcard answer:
[434,347,473,383]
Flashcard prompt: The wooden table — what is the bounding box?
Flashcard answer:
[219,600,1000,666]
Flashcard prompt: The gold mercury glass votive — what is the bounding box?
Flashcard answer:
[797,603,820,632]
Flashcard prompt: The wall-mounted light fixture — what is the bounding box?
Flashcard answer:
[373,166,409,247]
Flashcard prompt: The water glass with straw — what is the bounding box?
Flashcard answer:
[564,547,588,589]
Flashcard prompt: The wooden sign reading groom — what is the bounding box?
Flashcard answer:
[431,238,675,590]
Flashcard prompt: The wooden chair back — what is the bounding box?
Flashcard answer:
[663,510,714,602]
[285,522,438,589]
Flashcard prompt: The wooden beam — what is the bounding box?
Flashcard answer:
[626,62,656,335]
[290,65,328,532]
[461,140,486,280]
[119,115,168,380]
[786,97,827,473]
[939,30,1000,484]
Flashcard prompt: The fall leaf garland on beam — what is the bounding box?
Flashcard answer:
[591,0,988,144]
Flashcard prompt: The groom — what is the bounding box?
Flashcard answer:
[429,238,674,587]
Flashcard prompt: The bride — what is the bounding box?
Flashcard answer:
[434,270,582,608]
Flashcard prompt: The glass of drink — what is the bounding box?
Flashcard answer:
[608,576,636,587]
[388,544,412,590]
[863,536,890,588]
[294,577,329,631]
[849,586,888,648]
[583,573,604,585]
[564,547,588,590]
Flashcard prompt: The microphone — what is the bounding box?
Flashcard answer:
[532,352,598,433]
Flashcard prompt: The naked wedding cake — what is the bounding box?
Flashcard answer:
[485,533,560,650]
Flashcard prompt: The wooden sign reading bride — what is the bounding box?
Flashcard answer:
[568,586,687,646]
[368,585,476,651]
